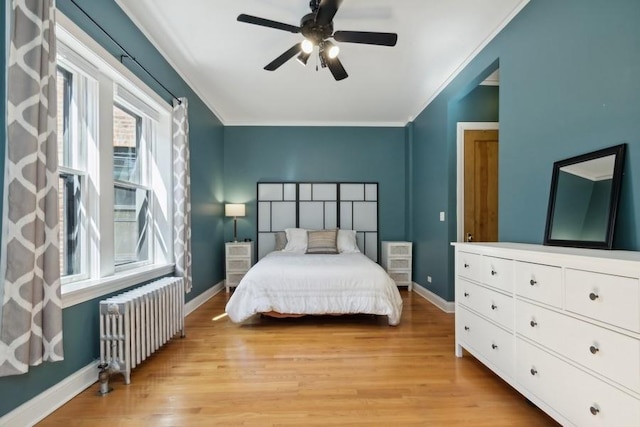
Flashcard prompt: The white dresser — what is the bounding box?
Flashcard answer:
[381,241,413,291]
[225,241,254,293]
[453,242,640,427]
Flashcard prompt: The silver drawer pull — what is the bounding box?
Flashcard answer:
[464,292,469,297]
[529,279,537,286]
[589,292,599,301]
[530,368,537,376]
[530,320,537,327]
[590,405,600,416]
[464,326,470,331]
[491,304,497,310]
[589,345,600,354]
[491,343,498,350]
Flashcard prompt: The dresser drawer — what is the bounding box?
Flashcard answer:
[385,258,411,270]
[226,272,246,286]
[515,261,562,308]
[458,251,482,282]
[565,269,640,332]
[227,258,251,271]
[516,338,640,427]
[226,243,252,257]
[457,306,514,379]
[458,279,514,331]
[388,271,411,284]
[384,242,412,257]
[516,300,640,393]
[483,256,514,293]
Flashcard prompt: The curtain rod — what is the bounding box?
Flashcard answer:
[68,0,182,104]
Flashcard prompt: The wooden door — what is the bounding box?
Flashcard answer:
[464,129,499,243]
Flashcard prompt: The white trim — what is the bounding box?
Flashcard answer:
[185,281,224,316]
[0,361,99,427]
[456,122,500,242]
[62,264,174,308]
[224,121,407,128]
[412,282,455,313]
[411,0,529,121]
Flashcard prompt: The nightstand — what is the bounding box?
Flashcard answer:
[381,241,413,291]
[225,241,254,293]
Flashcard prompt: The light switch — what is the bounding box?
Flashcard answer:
[439,211,445,221]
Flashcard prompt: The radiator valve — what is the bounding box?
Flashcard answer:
[97,363,113,395]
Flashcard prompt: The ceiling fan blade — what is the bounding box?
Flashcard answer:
[315,0,343,26]
[326,57,348,81]
[264,43,303,71]
[334,31,398,46]
[237,14,300,33]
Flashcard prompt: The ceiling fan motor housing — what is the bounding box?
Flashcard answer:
[300,13,333,43]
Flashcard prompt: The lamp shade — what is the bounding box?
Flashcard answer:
[225,203,245,217]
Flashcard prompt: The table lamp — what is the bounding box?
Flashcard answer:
[225,203,245,242]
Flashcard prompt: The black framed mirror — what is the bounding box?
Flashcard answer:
[544,143,626,249]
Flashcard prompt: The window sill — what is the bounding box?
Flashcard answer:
[61,263,175,308]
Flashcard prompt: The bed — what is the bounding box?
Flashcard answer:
[225,182,403,326]
[224,236,403,326]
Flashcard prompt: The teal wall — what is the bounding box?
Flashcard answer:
[223,126,407,243]
[411,82,499,299]
[410,0,640,301]
[3,0,640,419]
[0,0,225,417]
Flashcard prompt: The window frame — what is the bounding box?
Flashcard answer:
[112,101,152,270]
[56,12,175,308]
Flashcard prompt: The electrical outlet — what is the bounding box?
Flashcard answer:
[439,211,445,221]
[427,275,432,283]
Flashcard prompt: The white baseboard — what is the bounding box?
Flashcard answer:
[185,280,224,316]
[0,361,99,427]
[412,282,455,313]
[0,281,224,427]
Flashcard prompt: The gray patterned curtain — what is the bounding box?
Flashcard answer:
[0,0,63,376]
[173,98,192,293]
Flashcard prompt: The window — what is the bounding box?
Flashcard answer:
[57,67,82,277]
[113,104,150,266]
[56,64,88,280]
[56,13,174,306]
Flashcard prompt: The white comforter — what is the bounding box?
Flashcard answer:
[225,252,403,325]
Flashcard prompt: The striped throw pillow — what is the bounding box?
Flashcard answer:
[306,229,338,254]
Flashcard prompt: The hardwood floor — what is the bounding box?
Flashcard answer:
[39,290,558,426]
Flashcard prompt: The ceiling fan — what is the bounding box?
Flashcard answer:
[237,0,398,81]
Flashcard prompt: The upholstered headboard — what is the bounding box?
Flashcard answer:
[256,182,379,262]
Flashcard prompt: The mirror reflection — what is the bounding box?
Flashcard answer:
[550,155,614,242]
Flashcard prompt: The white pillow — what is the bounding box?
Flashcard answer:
[337,229,360,253]
[283,228,308,252]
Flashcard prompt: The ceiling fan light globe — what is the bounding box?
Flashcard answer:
[328,45,340,59]
[301,39,314,53]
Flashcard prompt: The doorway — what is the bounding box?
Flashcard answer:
[456,122,499,242]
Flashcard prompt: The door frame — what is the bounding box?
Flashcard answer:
[456,122,499,242]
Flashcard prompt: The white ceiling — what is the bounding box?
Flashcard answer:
[116,0,528,126]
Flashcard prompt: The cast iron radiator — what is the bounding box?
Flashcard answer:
[99,277,185,384]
